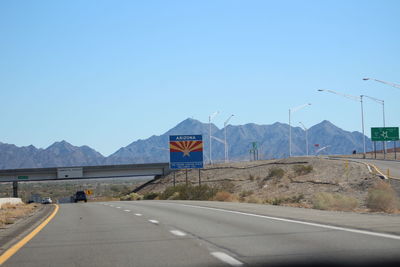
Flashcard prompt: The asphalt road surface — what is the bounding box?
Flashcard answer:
[3,201,400,267]
[351,158,400,179]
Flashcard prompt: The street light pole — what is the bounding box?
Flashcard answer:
[209,111,219,165]
[363,77,396,154]
[360,95,366,159]
[224,114,234,163]
[363,78,400,89]
[289,109,291,157]
[363,95,386,154]
[289,103,311,157]
[318,89,366,158]
[299,122,308,156]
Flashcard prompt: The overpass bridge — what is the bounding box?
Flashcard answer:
[0,163,171,197]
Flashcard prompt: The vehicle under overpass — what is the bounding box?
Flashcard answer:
[0,163,171,198]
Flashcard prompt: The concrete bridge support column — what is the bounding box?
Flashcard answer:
[12,181,18,198]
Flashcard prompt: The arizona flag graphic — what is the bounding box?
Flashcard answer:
[169,135,203,169]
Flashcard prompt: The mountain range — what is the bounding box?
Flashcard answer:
[0,118,376,169]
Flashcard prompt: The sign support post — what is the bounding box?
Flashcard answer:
[198,169,201,185]
[383,141,386,159]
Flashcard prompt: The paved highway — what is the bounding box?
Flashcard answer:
[351,158,400,179]
[3,201,400,266]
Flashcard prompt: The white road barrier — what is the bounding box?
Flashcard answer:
[0,198,23,208]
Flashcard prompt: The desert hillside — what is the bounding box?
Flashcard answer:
[138,157,382,209]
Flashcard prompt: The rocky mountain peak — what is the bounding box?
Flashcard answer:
[0,119,374,169]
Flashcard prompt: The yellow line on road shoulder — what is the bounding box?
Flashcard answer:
[370,164,400,180]
[0,204,59,265]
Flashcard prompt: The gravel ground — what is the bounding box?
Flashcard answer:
[138,156,381,208]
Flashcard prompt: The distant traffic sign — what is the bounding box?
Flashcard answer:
[85,189,93,195]
[169,135,203,169]
[17,176,28,180]
[371,127,399,141]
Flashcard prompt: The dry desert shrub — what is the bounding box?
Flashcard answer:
[366,181,399,213]
[143,192,160,200]
[120,193,144,201]
[213,191,235,202]
[91,196,120,202]
[159,184,218,200]
[293,164,313,176]
[267,167,285,179]
[218,181,235,193]
[265,194,304,206]
[0,203,38,227]
[239,190,254,201]
[249,174,255,181]
[245,195,263,204]
[312,192,358,211]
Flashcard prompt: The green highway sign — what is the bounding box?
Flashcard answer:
[17,176,29,180]
[371,127,399,141]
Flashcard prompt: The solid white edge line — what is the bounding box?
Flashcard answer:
[371,164,388,179]
[211,252,243,266]
[180,204,400,241]
[135,213,142,216]
[170,230,186,237]
[148,219,159,224]
[367,164,372,173]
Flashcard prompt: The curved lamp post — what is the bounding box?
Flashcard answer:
[318,89,366,158]
[224,114,234,163]
[363,78,400,90]
[299,122,309,156]
[362,95,386,155]
[289,103,311,157]
[208,111,219,165]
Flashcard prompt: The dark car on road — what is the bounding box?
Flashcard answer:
[74,191,87,203]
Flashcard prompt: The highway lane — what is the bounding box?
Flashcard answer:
[350,158,400,179]
[3,202,223,267]
[3,201,400,266]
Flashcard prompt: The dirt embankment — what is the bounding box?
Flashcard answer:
[0,203,40,228]
[138,157,381,208]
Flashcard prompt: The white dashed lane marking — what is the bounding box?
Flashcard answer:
[135,213,142,216]
[170,230,186,237]
[124,209,131,212]
[211,252,243,266]
[148,220,159,225]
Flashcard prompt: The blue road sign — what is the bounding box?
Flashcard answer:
[169,135,203,169]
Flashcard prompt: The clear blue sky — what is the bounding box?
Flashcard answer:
[1,0,399,156]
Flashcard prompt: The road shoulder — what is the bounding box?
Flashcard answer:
[0,204,55,256]
[161,200,400,235]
